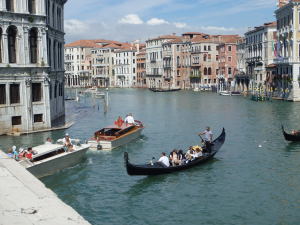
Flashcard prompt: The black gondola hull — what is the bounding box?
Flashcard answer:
[282,126,300,142]
[149,88,181,92]
[124,128,225,176]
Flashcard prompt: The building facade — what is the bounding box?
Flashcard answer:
[244,22,277,91]
[114,48,137,88]
[136,50,146,88]
[274,0,300,101]
[146,35,178,88]
[0,0,67,135]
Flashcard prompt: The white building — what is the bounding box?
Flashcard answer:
[0,0,67,135]
[64,40,96,88]
[244,22,277,88]
[274,0,300,101]
[146,35,178,88]
[114,48,137,87]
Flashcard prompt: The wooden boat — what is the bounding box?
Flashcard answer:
[124,128,226,176]
[282,125,300,141]
[149,88,181,92]
[18,143,90,178]
[88,120,144,150]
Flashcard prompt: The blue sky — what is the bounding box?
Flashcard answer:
[64,0,277,43]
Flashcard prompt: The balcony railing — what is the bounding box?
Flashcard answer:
[146,73,162,77]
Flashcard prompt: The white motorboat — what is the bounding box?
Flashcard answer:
[85,86,98,93]
[219,91,231,96]
[88,120,144,150]
[18,143,90,178]
[94,91,106,98]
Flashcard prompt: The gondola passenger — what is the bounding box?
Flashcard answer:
[171,150,181,166]
[157,152,170,167]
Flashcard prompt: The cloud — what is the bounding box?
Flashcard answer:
[118,14,144,24]
[174,22,187,28]
[147,18,169,25]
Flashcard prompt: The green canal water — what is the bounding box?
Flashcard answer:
[1,89,300,225]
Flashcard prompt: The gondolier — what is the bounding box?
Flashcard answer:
[198,127,213,153]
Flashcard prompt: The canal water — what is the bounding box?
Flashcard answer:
[1,89,300,225]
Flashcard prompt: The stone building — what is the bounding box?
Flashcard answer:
[136,49,146,88]
[114,47,137,88]
[64,40,97,87]
[0,0,67,135]
[244,22,277,90]
[146,35,178,88]
[274,0,300,101]
[218,36,240,91]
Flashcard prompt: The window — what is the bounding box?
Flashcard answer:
[7,26,17,63]
[208,46,211,51]
[208,67,212,75]
[228,45,232,51]
[6,0,14,12]
[10,84,20,104]
[0,84,5,104]
[28,0,36,14]
[228,56,232,62]
[133,68,135,73]
[204,46,207,51]
[32,83,42,102]
[228,67,232,75]
[34,114,43,123]
[204,67,208,75]
[208,54,211,61]
[12,116,21,126]
[29,28,38,63]
[54,83,57,98]
[203,54,207,61]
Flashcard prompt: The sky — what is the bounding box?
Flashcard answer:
[64,0,277,43]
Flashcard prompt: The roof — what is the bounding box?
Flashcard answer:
[147,35,179,41]
[246,21,277,35]
[191,34,240,44]
[65,40,100,48]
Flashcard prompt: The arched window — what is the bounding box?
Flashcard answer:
[7,26,17,63]
[6,0,14,12]
[204,67,208,75]
[29,28,38,63]
[203,54,207,61]
[28,0,36,14]
[208,67,212,75]
[0,28,2,63]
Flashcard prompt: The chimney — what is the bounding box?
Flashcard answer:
[277,0,289,8]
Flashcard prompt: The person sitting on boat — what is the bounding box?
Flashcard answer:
[185,147,194,161]
[291,130,300,136]
[125,113,135,126]
[12,146,19,161]
[157,152,170,167]
[63,134,74,152]
[170,150,181,166]
[198,127,213,153]
[115,116,124,127]
[193,147,203,158]
[178,150,185,164]
[6,148,14,158]
[25,147,34,160]
[45,137,53,145]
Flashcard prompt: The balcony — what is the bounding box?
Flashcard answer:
[146,73,161,77]
[150,59,156,63]
[273,57,292,64]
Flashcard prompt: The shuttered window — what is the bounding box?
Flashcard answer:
[0,84,6,104]
[10,84,20,104]
[34,114,43,123]
[32,83,42,102]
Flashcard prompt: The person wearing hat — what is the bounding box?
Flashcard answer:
[124,113,135,126]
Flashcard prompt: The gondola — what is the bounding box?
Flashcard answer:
[124,128,226,176]
[282,125,300,142]
[149,88,181,92]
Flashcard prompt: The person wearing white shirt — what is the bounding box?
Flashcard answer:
[157,152,170,167]
[125,113,135,125]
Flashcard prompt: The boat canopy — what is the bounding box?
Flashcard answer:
[32,144,64,159]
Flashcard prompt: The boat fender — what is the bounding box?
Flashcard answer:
[97,144,102,150]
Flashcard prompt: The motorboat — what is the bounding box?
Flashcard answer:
[94,91,106,98]
[85,86,98,93]
[219,91,231,96]
[88,120,144,150]
[18,142,90,178]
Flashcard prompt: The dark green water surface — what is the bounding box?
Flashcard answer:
[1,89,300,225]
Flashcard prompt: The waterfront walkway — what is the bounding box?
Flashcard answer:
[0,151,91,225]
